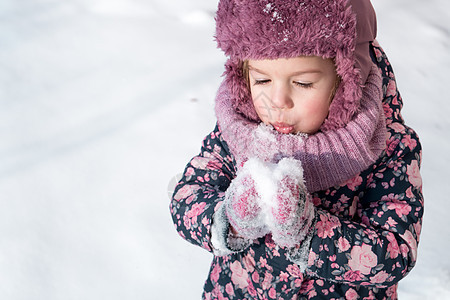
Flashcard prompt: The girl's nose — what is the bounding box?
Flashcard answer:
[271,85,294,110]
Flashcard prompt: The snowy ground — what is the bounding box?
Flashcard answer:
[0,0,449,299]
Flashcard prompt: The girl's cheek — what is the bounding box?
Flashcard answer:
[252,99,270,122]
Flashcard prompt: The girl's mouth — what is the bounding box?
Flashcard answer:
[272,122,295,134]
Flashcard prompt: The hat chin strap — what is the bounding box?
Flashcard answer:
[348,0,378,86]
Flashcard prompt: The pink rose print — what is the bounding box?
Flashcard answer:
[389,122,405,133]
[287,264,302,278]
[242,254,256,273]
[185,167,195,177]
[387,202,411,218]
[279,271,289,282]
[251,271,259,283]
[344,175,363,191]
[307,289,317,298]
[348,244,378,275]
[312,196,322,206]
[386,217,398,228]
[370,270,389,284]
[386,79,397,97]
[345,288,359,300]
[211,264,221,283]
[343,270,363,282]
[308,251,317,267]
[405,186,415,199]
[407,160,422,188]
[391,94,399,105]
[247,281,257,298]
[268,287,277,299]
[202,216,209,227]
[262,271,273,290]
[185,194,196,205]
[383,105,394,124]
[225,283,235,297]
[386,285,398,298]
[400,244,409,258]
[387,237,400,260]
[183,215,192,230]
[173,185,197,201]
[339,194,350,204]
[414,221,422,238]
[373,47,382,58]
[402,134,417,151]
[186,202,207,221]
[259,257,268,268]
[400,230,418,261]
[230,261,249,289]
[317,214,339,239]
[385,135,399,156]
[337,237,351,252]
[190,156,209,169]
[212,285,225,299]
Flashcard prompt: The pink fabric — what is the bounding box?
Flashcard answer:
[215,66,386,192]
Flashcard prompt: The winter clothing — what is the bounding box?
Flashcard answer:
[223,159,270,240]
[170,43,423,299]
[224,157,316,250]
[215,0,377,131]
[170,0,422,298]
[261,157,316,250]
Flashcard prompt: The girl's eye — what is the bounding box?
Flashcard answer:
[254,79,271,86]
[294,81,313,88]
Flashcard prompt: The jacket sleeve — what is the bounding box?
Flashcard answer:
[169,124,236,253]
[306,124,423,288]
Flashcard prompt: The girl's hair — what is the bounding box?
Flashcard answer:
[242,60,250,91]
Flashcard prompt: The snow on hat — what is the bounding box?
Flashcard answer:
[215,0,377,131]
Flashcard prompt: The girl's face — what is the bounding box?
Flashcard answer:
[247,56,338,134]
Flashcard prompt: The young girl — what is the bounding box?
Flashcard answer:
[170,0,423,298]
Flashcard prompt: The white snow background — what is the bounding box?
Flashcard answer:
[0,0,449,299]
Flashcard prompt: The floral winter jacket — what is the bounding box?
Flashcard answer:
[170,44,423,299]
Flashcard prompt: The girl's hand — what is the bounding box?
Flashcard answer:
[224,163,269,240]
[267,158,317,248]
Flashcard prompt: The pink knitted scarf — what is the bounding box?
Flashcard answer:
[215,66,387,192]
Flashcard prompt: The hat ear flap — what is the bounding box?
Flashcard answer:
[321,55,362,131]
[223,59,260,122]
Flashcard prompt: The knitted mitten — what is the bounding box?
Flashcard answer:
[268,158,317,248]
[223,160,269,240]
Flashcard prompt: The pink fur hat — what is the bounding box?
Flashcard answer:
[215,0,377,131]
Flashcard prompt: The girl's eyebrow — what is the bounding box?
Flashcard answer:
[248,65,323,76]
[248,65,268,75]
